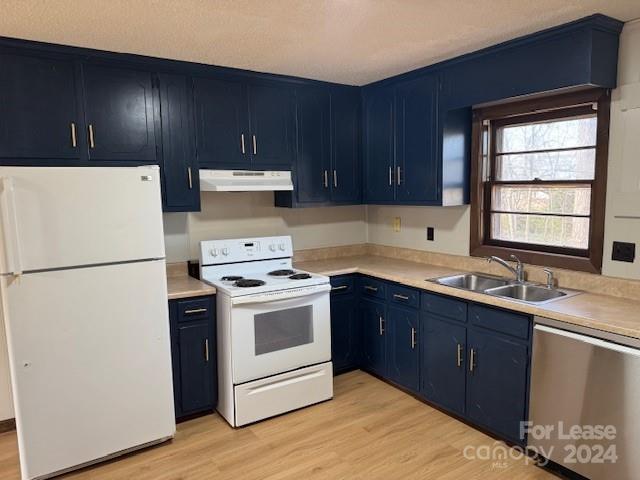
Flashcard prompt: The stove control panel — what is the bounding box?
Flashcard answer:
[200,236,293,265]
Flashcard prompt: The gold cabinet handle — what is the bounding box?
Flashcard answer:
[333,170,337,188]
[70,122,77,148]
[184,308,207,314]
[331,285,349,292]
[457,343,463,368]
[397,166,402,186]
[323,170,328,188]
[252,134,257,155]
[364,285,378,292]
[187,167,193,189]
[411,327,416,349]
[204,338,209,362]
[241,134,246,154]
[388,166,393,186]
[88,124,95,149]
[469,348,476,373]
[379,316,385,336]
[393,293,409,301]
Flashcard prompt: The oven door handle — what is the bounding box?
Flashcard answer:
[231,284,331,305]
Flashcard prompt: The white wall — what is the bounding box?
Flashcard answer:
[164,191,367,262]
[368,21,640,280]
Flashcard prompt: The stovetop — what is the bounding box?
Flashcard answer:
[199,235,329,297]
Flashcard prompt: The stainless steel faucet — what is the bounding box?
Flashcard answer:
[487,254,525,283]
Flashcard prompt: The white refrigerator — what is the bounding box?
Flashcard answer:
[0,166,176,480]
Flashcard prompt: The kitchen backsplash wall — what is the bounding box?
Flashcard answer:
[163,191,367,262]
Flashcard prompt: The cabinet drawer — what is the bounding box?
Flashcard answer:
[387,284,420,309]
[469,304,530,340]
[330,276,355,295]
[421,292,467,323]
[177,297,212,323]
[358,277,386,299]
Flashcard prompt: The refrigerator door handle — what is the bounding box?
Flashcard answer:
[0,177,23,276]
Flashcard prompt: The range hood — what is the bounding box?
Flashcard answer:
[199,170,294,192]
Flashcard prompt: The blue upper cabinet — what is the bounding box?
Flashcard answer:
[0,52,82,162]
[193,76,250,169]
[157,73,200,212]
[82,64,158,162]
[330,87,361,204]
[247,82,295,169]
[363,86,395,203]
[363,74,466,205]
[293,86,331,204]
[193,77,294,171]
[394,75,439,204]
[275,85,361,207]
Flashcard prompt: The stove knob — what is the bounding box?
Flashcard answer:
[269,244,277,252]
[278,243,285,251]
[222,247,229,256]
[210,248,218,257]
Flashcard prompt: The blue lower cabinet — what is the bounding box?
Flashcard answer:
[360,298,387,377]
[330,285,360,374]
[169,295,217,420]
[420,313,466,415]
[387,305,419,392]
[465,327,529,444]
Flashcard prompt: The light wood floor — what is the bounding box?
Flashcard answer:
[0,371,557,479]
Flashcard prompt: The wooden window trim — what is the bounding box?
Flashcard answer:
[470,88,610,274]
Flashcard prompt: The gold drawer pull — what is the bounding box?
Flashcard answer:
[393,293,409,301]
[331,285,349,292]
[70,122,77,148]
[184,308,207,315]
[88,124,95,148]
[469,348,476,373]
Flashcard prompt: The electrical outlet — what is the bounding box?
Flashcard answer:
[612,241,635,263]
[427,227,434,241]
[393,217,401,232]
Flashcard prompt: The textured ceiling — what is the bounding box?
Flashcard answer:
[1,1,640,85]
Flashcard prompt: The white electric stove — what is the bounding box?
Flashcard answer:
[200,236,333,427]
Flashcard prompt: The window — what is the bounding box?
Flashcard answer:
[470,89,610,273]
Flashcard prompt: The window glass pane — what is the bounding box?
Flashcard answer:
[492,185,591,216]
[495,149,596,181]
[491,213,590,250]
[254,306,313,355]
[497,115,596,153]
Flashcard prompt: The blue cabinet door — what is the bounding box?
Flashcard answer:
[466,327,529,443]
[395,75,439,204]
[193,76,249,169]
[248,83,295,169]
[360,298,387,377]
[157,73,199,212]
[0,52,81,161]
[177,321,214,414]
[330,293,360,374]
[363,87,395,203]
[420,313,467,415]
[295,87,331,203]
[83,64,157,162]
[387,305,419,392]
[330,88,361,203]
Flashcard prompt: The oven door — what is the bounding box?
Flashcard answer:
[230,284,331,384]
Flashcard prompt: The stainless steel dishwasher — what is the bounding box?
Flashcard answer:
[529,317,640,480]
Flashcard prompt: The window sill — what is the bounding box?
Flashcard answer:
[470,244,601,274]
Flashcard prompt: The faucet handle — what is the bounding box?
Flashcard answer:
[543,268,554,288]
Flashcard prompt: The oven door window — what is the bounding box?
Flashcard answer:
[254,305,314,355]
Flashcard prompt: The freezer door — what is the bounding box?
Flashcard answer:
[2,260,175,480]
[0,166,165,275]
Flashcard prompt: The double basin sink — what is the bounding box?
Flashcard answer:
[431,273,581,305]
